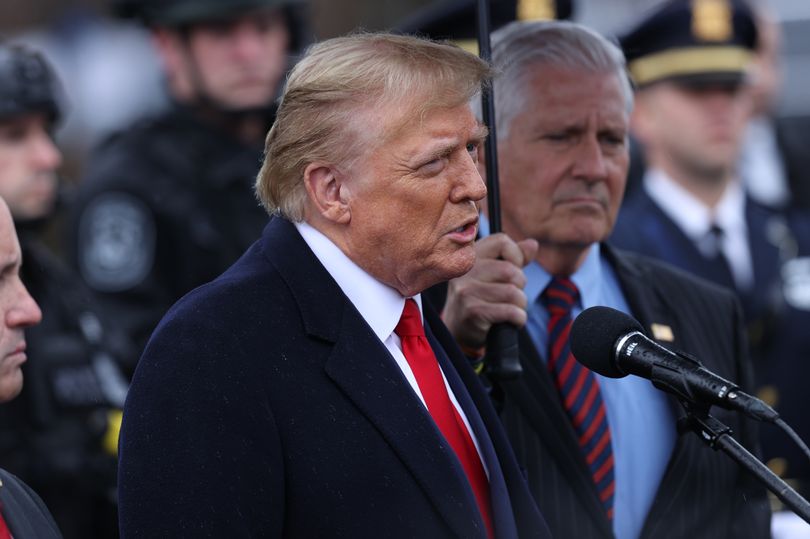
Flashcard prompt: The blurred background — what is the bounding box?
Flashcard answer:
[2,0,810,182]
[3,1,810,537]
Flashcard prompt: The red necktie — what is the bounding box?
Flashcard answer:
[395,299,494,538]
[543,277,615,521]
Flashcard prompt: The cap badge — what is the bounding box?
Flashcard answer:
[692,0,734,42]
[517,0,555,21]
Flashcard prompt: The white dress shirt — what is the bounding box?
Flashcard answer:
[644,169,754,290]
[295,221,486,469]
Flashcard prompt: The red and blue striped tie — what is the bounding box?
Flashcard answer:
[543,277,615,521]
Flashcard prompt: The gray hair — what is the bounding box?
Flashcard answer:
[255,32,492,221]
[487,20,633,140]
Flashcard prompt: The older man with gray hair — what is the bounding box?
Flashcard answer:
[117,32,550,538]
[436,19,770,539]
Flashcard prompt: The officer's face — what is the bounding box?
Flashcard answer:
[497,67,629,260]
[632,81,752,186]
[0,200,41,403]
[0,113,61,221]
[179,7,290,111]
[336,102,487,297]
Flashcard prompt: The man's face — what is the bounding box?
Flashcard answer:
[633,81,752,182]
[181,8,290,110]
[342,103,487,296]
[498,66,629,253]
[0,113,61,221]
[0,201,41,402]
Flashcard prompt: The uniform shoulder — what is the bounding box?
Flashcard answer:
[80,109,201,191]
[611,246,738,303]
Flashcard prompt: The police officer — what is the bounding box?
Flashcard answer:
[611,0,810,507]
[70,0,310,351]
[0,42,135,539]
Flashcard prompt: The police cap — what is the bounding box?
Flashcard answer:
[0,43,62,124]
[113,0,302,27]
[397,0,574,51]
[620,0,757,88]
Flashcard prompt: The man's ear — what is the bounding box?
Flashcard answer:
[629,95,652,146]
[303,162,351,224]
[152,29,183,75]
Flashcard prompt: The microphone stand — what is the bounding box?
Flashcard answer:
[679,401,810,524]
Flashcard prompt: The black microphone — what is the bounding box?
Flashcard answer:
[570,306,779,422]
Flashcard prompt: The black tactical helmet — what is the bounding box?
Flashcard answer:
[0,43,62,124]
[113,0,302,27]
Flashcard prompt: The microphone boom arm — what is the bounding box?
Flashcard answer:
[680,402,810,524]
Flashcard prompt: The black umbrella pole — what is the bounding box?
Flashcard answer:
[476,0,522,379]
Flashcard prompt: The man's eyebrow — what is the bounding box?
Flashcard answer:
[412,124,490,165]
[472,124,489,142]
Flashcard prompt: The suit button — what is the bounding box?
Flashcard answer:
[767,457,788,477]
[757,385,780,408]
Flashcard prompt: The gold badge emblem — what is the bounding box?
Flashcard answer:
[651,323,674,342]
[691,0,733,42]
[517,0,555,21]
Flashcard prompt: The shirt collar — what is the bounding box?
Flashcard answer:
[480,213,603,308]
[714,179,747,241]
[643,168,746,241]
[295,221,420,343]
[525,243,603,308]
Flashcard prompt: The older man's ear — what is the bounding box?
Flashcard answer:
[303,162,351,225]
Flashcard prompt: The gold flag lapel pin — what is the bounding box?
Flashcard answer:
[651,323,674,342]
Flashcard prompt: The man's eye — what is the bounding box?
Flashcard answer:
[466,142,478,154]
[419,158,446,175]
[601,134,626,147]
[0,126,27,143]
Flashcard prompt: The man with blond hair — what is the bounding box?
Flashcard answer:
[117,33,551,538]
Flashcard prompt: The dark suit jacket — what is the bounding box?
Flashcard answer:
[118,217,550,538]
[612,190,810,494]
[491,246,770,538]
[774,114,810,211]
[0,469,61,538]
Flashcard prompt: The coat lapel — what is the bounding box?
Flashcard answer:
[604,245,688,353]
[604,245,708,535]
[501,328,614,537]
[425,321,517,539]
[265,218,486,539]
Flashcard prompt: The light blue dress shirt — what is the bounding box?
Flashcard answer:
[480,217,676,539]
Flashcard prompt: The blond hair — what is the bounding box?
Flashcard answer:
[255,32,492,221]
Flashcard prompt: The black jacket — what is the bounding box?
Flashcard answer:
[69,105,271,352]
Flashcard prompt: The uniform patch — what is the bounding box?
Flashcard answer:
[77,192,156,292]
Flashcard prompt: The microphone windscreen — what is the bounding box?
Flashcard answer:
[570,306,644,378]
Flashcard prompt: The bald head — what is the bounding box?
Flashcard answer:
[0,198,42,402]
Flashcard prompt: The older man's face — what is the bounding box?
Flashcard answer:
[0,201,41,402]
[498,66,629,253]
[342,103,487,296]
